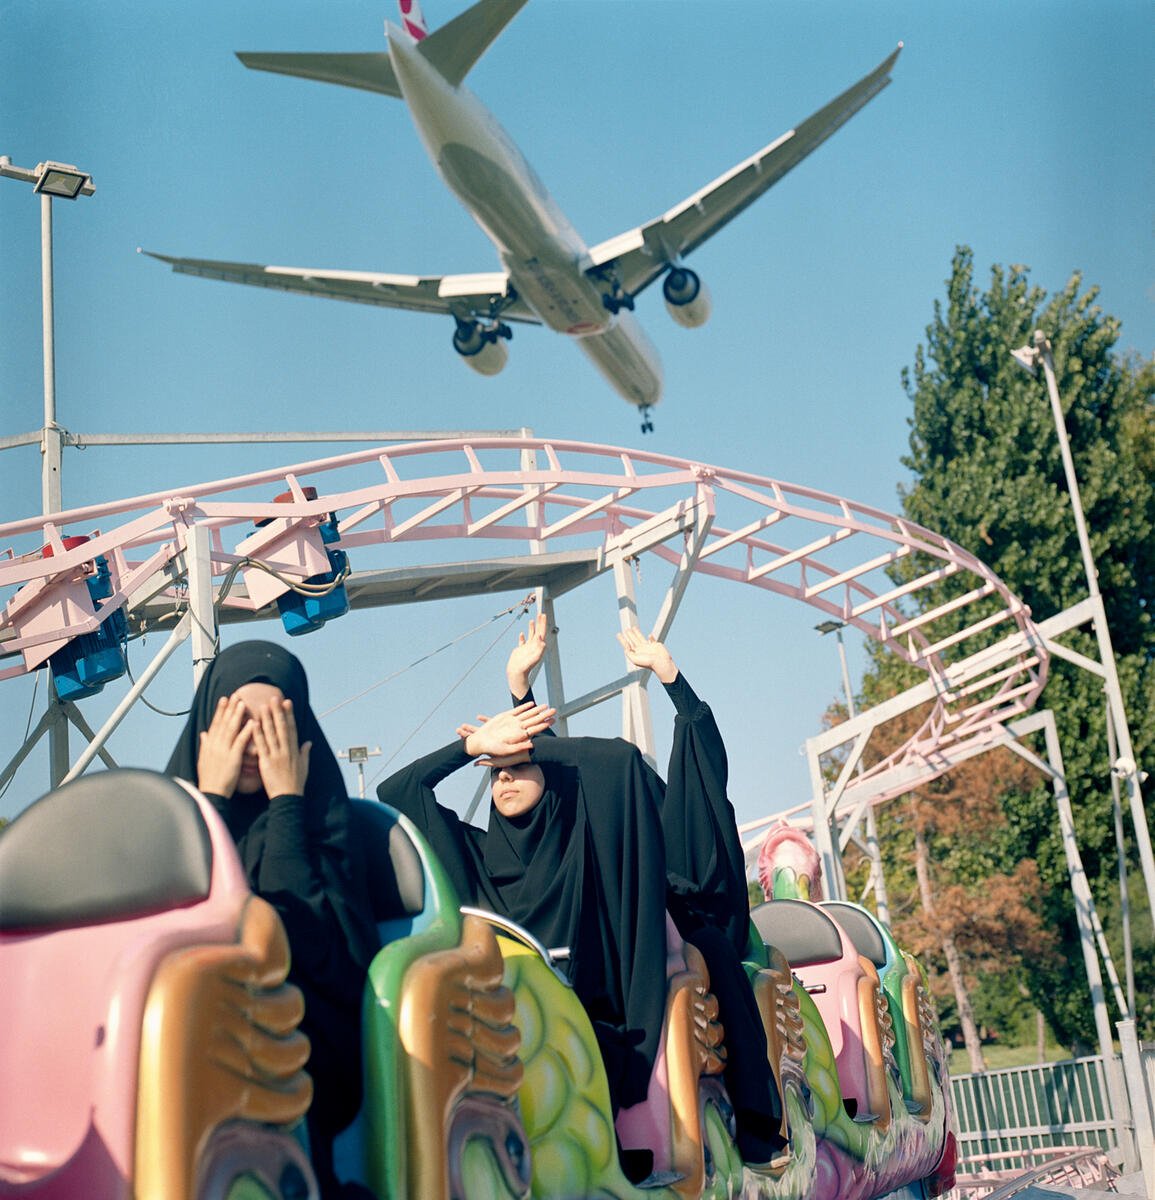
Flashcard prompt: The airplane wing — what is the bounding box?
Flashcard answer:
[236,52,403,97]
[586,44,902,297]
[140,251,539,323]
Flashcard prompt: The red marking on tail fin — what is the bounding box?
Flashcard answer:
[398,0,428,41]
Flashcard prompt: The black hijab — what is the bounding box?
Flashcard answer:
[165,640,378,974]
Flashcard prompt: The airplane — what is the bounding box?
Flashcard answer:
[145,1,901,431]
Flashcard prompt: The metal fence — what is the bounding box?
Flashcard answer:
[949,1048,1155,1171]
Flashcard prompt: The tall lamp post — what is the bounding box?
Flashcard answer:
[0,156,96,515]
[816,618,891,920]
[339,745,382,799]
[1,155,96,784]
[1011,330,1155,935]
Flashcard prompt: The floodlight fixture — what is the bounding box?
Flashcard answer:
[1009,344,1038,376]
[33,162,93,200]
[814,619,845,635]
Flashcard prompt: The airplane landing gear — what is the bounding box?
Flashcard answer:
[640,406,654,434]
[602,289,635,315]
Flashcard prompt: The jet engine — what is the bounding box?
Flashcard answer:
[452,320,511,377]
[662,267,712,329]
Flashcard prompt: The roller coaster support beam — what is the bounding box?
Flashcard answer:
[185,523,218,685]
[61,613,191,785]
[998,709,1138,1175]
[1117,1018,1155,1194]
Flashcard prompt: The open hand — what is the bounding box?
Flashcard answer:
[251,698,312,798]
[196,695,253,797]
[462,701,554,758]
[616,626,679,684]
[506,612,549,696]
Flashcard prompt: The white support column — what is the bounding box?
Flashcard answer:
[1030,711,1137,1171]
[1000,721,1128,1018]
[1117,1018,1155,1195]
[806,735,847,901]
[61,703,119,773]
[1019,333,1155,936]
[650,498,713,644]
[537,587,569,737]
[0,707,55,795]
[1107,704,1137,1017]
[185,523,218,685]
[62,613,191,783]
[612,554,655,761]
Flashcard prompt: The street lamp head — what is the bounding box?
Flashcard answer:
[814,619,845,635]
[32,161,94,200]
[1010,344,1038,376]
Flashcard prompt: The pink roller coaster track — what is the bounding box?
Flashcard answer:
[0,436,1047,801]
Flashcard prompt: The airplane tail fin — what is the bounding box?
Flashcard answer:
[397,0,429,42]
[413,0,527,89]
[238,0,526,97]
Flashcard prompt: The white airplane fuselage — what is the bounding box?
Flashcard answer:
[385,26,663,407]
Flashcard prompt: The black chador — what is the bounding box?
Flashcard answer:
[166,642,379,1193]
[660,672,786,1164]
[377,734,669,1115]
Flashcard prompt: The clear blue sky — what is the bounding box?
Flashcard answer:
[1,0,1151,828]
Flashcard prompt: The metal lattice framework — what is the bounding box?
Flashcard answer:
[1,436,1048,800]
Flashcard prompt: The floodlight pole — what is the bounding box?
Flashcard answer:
[39,191,63,515]
[0,156,96,514]
[339,746,382,799]
[1,156,95,786]
[1012,331,1155,936]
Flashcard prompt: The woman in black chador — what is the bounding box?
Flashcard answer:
[375,690,671,1137]
[503,616,786,1168]
[166,641,379,1198]
[615,626,785,1166]
[380,616,784,1173]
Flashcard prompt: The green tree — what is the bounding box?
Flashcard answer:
[867,248,1154,1046]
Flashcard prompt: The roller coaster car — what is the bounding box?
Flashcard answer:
[751,900,894,1131]
[0,769,316,1200]
[750,899,957,1200]
[819,901,942,1121]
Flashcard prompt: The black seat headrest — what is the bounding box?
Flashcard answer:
[350,799,425,920]
[820,901,889,968]
[0,768,213,932]
[750,898,845,967]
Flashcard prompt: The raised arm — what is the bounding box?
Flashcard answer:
[506,612,549,704]
[619,626,748,949]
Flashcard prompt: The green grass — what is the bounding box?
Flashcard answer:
[948,1040,1072,1077]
